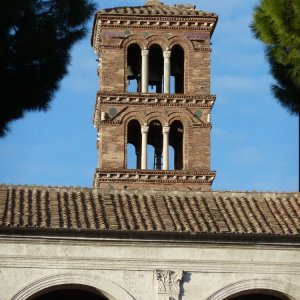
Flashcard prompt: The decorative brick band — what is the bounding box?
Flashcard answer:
[98,17,215,30]
[98,92,216,106]
[94,93,216,127]
[94,169,216,187]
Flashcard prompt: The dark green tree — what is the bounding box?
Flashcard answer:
[251,0,300,115]
[0,0,96,137]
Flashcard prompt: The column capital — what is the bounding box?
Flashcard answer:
[142,49,149,56]
[163,126,170,134]
[163,50,171,58]
[141,125,149,133]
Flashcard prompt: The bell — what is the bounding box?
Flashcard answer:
[127,65,136,80]
[171,64,182,76]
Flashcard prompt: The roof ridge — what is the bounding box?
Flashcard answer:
[145,0,162,5]
[98,3,217,17]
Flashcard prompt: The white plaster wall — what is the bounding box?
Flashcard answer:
[0,236,300,300]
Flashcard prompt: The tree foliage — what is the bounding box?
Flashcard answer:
[251,0,300,115]
[0,0,96,137]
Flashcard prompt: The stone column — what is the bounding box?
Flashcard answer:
[141,49,149,93]
[141,125,149,169]
[163,126,170,170]
[163,50,171,94]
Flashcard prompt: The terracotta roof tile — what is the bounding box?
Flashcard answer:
[98,3,216,17]
[0,185,299,237]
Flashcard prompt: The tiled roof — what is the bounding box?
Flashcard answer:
[98,2,216,17]
[0,185,299,237]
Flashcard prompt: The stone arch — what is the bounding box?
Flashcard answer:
[146,34,168,50]
[168,36,193,53]
[167,111,193,126]
[121,34,147,50]
[145,112,167,126]
[11,273,135,300]
[207,278,299,300]
[121,111,146,126]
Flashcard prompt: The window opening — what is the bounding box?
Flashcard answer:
[127,44,141,93]
[170,120,184,169]
[127,120,141,169]
[148,44,163,93]
[171,45,184,93]
[169,145,175,170]
[148,120,163,169]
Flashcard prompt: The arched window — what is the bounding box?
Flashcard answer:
[127,44,141,93]
[148,44,163,93]
[127,120,141,169]
[148,120,163,169]
[171,45,184,93]
[170,120,184,169]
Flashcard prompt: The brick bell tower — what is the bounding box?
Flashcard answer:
[91,0,218,191]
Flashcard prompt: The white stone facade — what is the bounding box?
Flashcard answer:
[1,235,299,300]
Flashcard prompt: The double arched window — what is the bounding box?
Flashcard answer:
[127,119,184,170]
[127,43,185,94]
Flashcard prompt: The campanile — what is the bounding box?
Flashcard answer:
[91,0,218,190]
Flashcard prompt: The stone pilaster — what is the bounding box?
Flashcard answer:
[154,270,183,300]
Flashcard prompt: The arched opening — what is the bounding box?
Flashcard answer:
[169,145,175,170]
[30,285,108,300]
[148,44,163,93]
[147,144,155,170]
[148,120,163,169]
[170,120,184,170]
[127,44,141,93]
[228,295,286,300]
[11,274,135,300]
[226,289,290,300]
[127,120,141,169]
[208,279,298,300]
[171,45,184,93]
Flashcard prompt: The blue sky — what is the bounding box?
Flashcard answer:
[0,0,298,191]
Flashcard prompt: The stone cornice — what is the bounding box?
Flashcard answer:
[94,92,216,127]
[99,92,216,105]
[1,230,300,246]
[97,15,217,28]
[92,14,217,50]
[1,255,300,275]
[94,169,216,186]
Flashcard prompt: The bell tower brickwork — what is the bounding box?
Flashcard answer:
[91,1,218,191]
